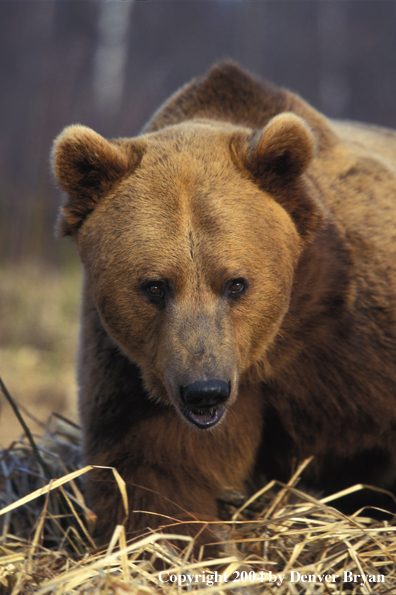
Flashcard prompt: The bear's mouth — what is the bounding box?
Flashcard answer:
[181,406,225,429]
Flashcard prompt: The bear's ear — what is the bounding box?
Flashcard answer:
[232,113,320,238]
[51,125,144,236]
[243,113,315,185]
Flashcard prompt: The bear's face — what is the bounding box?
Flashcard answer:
[52,116,320,428]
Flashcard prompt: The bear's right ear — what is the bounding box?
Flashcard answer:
[51,125,145,236]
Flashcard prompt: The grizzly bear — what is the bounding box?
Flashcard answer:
[52,62,396,549]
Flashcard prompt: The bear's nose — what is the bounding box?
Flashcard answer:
[180,379,231,408]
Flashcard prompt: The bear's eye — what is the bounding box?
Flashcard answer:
[227,279,247,298]
[142,279,171,304]
[147,284,165,299]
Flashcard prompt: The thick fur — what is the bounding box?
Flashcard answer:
[52,62,396,549]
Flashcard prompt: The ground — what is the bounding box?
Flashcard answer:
[0,261,80,447]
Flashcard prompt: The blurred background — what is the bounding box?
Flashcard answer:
[1,1,395,446]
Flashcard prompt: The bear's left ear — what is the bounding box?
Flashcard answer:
[242,113,315,184]
[51,125,145,236]
[232,113,321,238]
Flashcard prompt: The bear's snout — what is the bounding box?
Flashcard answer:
[179,379,231,429]
[180,379,231,408]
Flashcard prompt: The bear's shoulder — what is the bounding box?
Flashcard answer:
[332,120,396,167]
[144,61,337,151]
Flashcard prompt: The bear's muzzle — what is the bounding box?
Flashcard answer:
[179,379,231,428]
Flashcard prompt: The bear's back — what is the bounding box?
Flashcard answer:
[332,120,396,167]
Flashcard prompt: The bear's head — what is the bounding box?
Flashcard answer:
[52,114,320,429]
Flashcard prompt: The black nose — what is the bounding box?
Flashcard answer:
[180,379,231,408]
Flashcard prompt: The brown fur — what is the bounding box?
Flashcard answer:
[52,62,396,550]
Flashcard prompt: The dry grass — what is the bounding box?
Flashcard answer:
[0,261,81,447]
[0,388,396,595]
